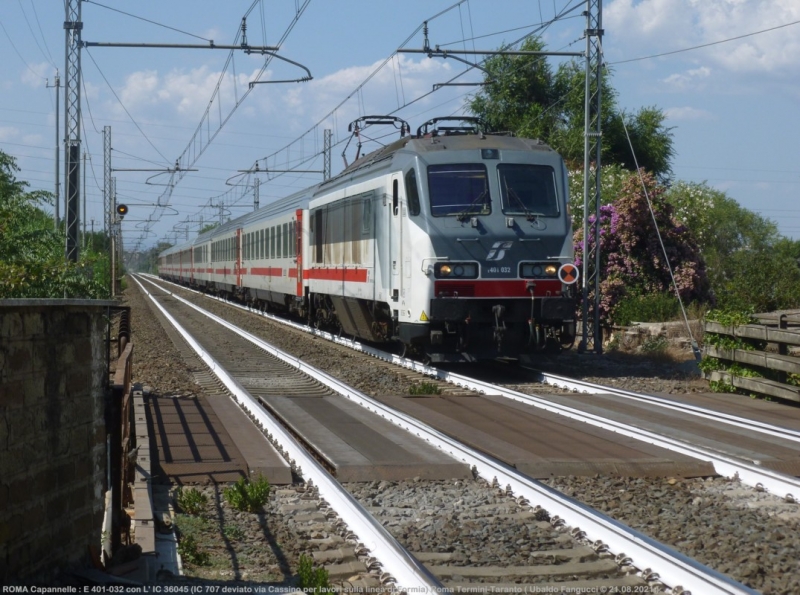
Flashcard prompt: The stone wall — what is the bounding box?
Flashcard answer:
[0,299,117,584]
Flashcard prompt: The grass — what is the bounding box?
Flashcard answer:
[409,381,442,395]
[175,486,208,515]
[297,553,332,594]
[223,475,271,513]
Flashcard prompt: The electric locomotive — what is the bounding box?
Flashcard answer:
[158,116,578,362]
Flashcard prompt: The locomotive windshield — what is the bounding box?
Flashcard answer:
[498,164,559,217]
[427,163,490,217]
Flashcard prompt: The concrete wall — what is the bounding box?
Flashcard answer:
[0,299,117,584]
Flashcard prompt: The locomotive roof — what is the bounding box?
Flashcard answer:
[319,132,555,191]
[161,130,558,256]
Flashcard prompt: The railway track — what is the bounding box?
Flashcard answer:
[132,274,763,593]
[144,274,800,499]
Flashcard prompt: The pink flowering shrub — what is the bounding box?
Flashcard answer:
[573,171,712,324]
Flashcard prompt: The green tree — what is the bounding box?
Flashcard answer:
[666,182,779,283]
[666,181,800,312]
[0,151,109,298]
[468,37,558,140]
[573,171,711,324]
[468,39,675,180]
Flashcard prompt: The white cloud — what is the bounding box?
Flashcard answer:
[111,65,266,122]
[22,133,43,146]
[662,66,711,91]
[664,106,713,121]
[0,126,19,141]
[21,61,52,88]
[271,54,455,130]
[606,0,800,77]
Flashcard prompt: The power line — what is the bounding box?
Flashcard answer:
[21,0,57,68]
[610,18,800,65]
[82,0,213,42]
[84,48,172,164]
[0,19,47,80]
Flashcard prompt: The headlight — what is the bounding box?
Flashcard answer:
[521,262,560,279]
[434,262,478,278]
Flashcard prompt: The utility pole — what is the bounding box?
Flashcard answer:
[323,129,332,180]
[83,151,87,248]
[46,72,61,230]
[64,0,82,262]
[254,177,260,210]
[579,0,604,355]
[104,126,111,235]
[110,177,117,296]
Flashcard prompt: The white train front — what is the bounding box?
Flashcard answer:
[159,117,578,362]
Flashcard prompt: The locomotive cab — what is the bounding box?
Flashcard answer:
[394,128,577,362]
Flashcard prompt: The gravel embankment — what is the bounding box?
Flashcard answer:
[123,278,800,594]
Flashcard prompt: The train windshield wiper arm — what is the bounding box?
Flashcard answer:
[507,186,538,222]
[454,188,489,222]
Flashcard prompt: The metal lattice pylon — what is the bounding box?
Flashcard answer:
[104,126,111,234]
[580,0,604,354]
[64,0,82,262]
[323,129,332,180]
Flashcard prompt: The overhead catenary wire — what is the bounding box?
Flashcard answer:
[82,0,214,43]
[134,0,313,251]
[167,0,584,242]
[84,48,172,164]
[20,0,57,68]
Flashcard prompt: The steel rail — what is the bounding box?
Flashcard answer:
[138,276,758,595]
[132,275,443,593]
[145,275,800,499]
[523,367,800,445]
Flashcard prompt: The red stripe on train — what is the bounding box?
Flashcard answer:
[249,267,283,276]
[304,268,368,283]
[435,279,562,298]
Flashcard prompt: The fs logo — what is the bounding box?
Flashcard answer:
[486,241,513,261]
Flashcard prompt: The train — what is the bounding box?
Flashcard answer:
[158,116,578,362]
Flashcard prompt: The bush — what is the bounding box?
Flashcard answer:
[175,486,208,516]
[612,293,682,326]
[409,381,442,395]
[223,475,271,512]
[297,553,332,594]
[177,534,210,566]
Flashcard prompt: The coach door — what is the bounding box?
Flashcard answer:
[389,174,404,307]
[235,228,243,287]
[294,210,304,297]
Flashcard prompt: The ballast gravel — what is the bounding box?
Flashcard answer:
[122,279,800,594]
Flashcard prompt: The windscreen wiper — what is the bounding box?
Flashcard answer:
[454,188,489,222]
[506,185,538,222]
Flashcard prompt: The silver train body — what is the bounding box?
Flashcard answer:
[159,124,577,362]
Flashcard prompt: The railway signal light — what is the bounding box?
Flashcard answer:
[116,204,128,219]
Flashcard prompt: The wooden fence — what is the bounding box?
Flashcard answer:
[703,311,800,403]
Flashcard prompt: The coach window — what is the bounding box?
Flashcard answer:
[268,227,274,259]
[283,223,289,257]
[290,220,296,257]
[405,169,420,216]
[362,199,372,234]
[392,179,399,216]
[260,229,265,259]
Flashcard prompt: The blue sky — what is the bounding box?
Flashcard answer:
[1,0,799,251]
